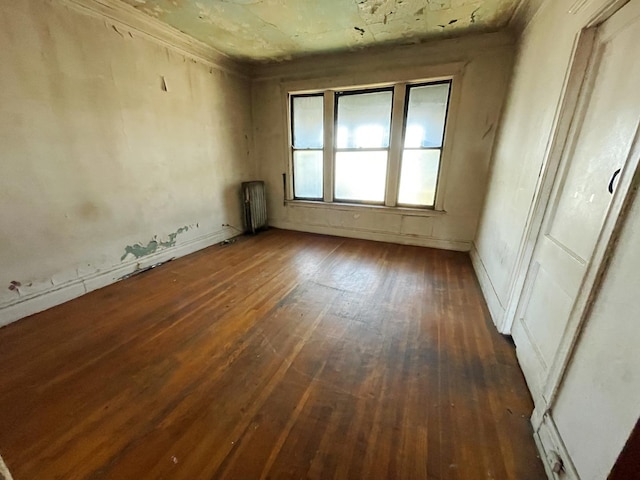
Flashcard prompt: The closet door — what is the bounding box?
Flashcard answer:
[512,1,640,400]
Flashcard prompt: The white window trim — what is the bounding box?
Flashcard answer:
[281,62,465,213]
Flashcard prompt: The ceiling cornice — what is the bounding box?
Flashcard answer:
[58,0,251,78]
[507,0,547,34]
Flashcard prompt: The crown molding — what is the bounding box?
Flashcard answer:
[508,0,546,34]
[568,0,591,14]
[58,0,251,78]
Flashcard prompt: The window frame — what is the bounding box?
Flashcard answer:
[287,75,456,211]
[396,79,453,208]
[290,92,325,201]
[333,86,395,205]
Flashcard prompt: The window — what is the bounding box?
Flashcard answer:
[291,94,324,200]
[290,80,452,208]
[398,82,450,206]
[335,88,393,203]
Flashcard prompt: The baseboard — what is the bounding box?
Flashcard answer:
[535,411,580,480]
[469,243,506,331]
[0,228,233,328]
[270,221,471,252]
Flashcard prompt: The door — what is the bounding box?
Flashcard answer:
[512,1,640,400]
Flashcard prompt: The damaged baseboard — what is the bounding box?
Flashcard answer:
[534,411,580,480]
[0,228,233,328]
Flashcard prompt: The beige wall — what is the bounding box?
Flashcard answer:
[251,33,514,251]
[0,0,254,325]
[473,0,582,324]
[472,0,638,478]
[472,0,624,326]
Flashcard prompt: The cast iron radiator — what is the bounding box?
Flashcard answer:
[242,181,267,234]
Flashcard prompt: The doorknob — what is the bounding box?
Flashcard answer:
[608,168,621,194]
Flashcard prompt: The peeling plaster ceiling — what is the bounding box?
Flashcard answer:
[119,0,521,62]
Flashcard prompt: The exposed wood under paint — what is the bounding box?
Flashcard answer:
[0,230,544,479]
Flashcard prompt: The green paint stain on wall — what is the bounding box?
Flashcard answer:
[121,226,190,261]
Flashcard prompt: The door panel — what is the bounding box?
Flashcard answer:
[513,7,640,398]
[523,266,573,368]
[549,22,640,261]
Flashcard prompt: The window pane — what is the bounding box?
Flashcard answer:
[335,151,387,202]
[398,149,441,206]
[336,90,393,148]
[293,150,323,198]
[404,83,450,148]
[292,95,323,148]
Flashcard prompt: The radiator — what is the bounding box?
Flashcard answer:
[242,181,268,234]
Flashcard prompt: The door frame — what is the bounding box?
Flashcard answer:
[500,0,631,336]
[496,0,640,427]
[534,116,640,480]
[540,1,640,413]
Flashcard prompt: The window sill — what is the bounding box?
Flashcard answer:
[284,200,447,217]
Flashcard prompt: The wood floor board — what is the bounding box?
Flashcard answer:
[0,229,545,479]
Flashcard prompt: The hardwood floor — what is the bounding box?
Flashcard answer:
[0,229,545,479]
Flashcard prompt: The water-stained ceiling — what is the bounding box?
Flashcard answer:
[119,0,521,62]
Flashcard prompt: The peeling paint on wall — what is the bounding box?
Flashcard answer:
[121,226,190,261]
[0,0,253,323]
[6,280,34,298]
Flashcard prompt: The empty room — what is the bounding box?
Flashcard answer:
[1,0,638,479]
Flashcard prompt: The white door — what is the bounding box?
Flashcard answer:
[512,1,640,401]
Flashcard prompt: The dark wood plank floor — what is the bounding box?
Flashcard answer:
[0,229,545,479]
